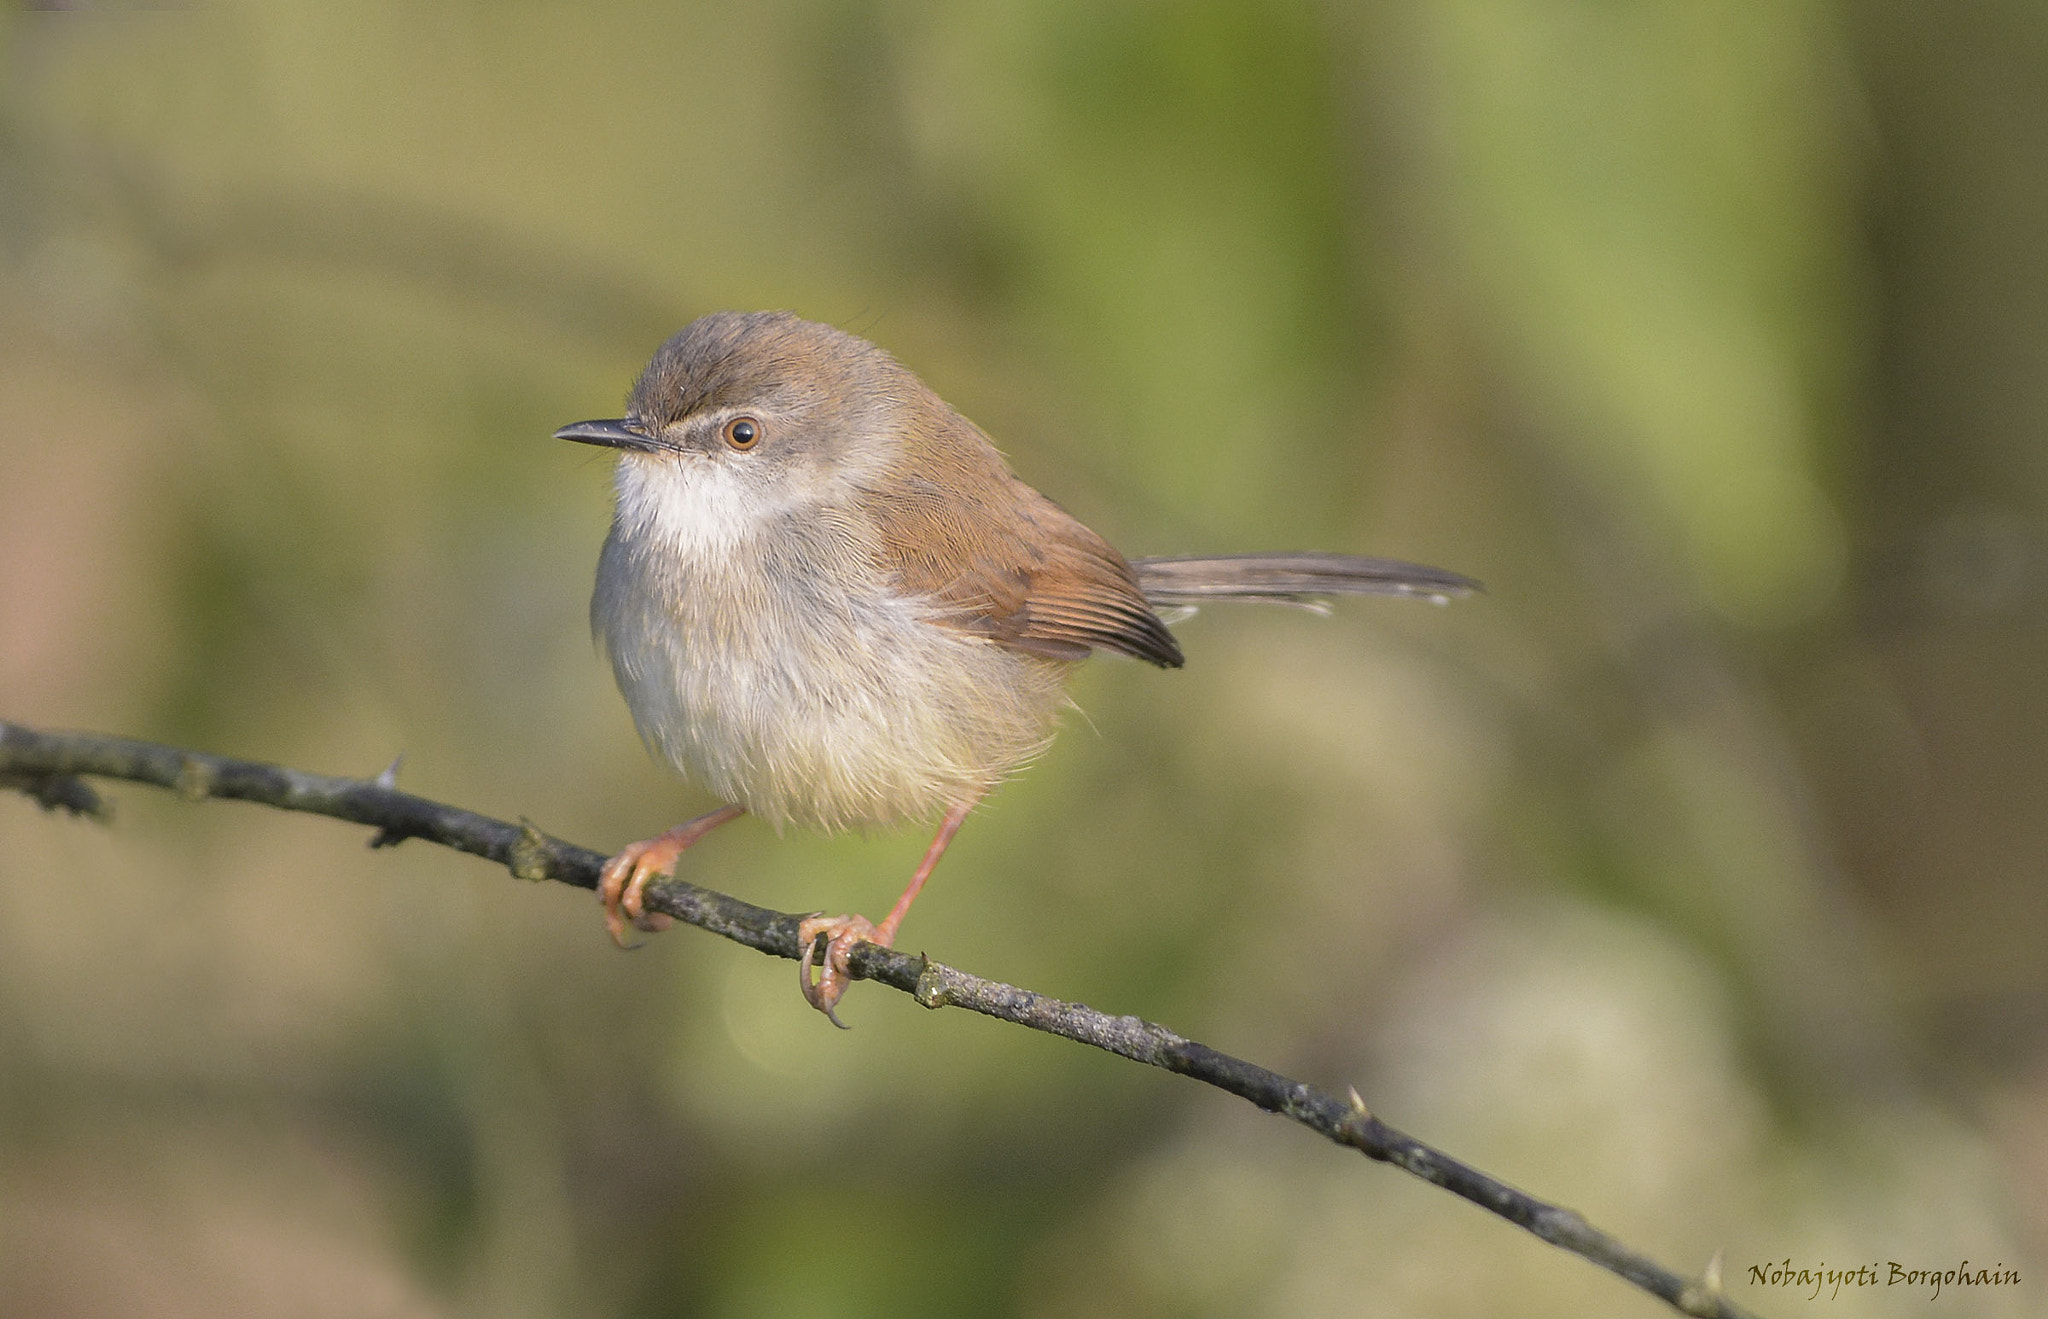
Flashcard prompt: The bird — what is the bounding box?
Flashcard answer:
[556,311,1476,1024]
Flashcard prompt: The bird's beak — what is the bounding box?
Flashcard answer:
[553,418,668,453]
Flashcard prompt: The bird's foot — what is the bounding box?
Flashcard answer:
[797,912,887,1028]
[598,806,743,947]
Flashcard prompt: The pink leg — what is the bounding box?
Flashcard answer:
[798,795,979,1027]
[599,805,745,947]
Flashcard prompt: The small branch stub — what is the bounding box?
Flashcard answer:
[1,770,107,819]
[173,755,215,802]
[508,821,555,882]
[913,954,954,1009]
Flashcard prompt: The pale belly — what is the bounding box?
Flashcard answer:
[593,524,1072,832]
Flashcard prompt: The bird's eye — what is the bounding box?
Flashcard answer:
[723,416,761,450]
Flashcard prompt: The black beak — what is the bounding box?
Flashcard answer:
[553,418,668,453]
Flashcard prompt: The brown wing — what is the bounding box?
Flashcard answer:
[865,466,1185,669]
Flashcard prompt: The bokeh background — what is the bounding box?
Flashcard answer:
[2,3,2044,1316]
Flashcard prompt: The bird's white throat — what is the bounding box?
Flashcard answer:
[612,452,780,562]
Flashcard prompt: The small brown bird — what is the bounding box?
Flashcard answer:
[558,312,1474,1024]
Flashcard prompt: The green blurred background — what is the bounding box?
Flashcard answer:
[1,2,2043,1315]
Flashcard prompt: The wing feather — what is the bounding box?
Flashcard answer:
[863,438,1184,669]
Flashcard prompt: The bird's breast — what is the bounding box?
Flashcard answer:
[593,500,1071,832]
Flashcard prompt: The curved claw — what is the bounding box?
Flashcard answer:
[797,912,880,1027]
[799,934,850,1030]
[598,846,675,949]
[597,806,745,949]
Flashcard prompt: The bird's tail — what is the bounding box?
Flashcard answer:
[1131,552,1479,607]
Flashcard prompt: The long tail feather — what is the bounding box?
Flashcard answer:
[1132,552,1480,606]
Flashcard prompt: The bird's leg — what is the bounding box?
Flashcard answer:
[599,805,746,947]
[799,794,979,1027]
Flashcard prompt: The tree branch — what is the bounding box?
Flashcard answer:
[0,719,1757,1319]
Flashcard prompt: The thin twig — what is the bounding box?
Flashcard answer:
[0,719,1758,1319]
